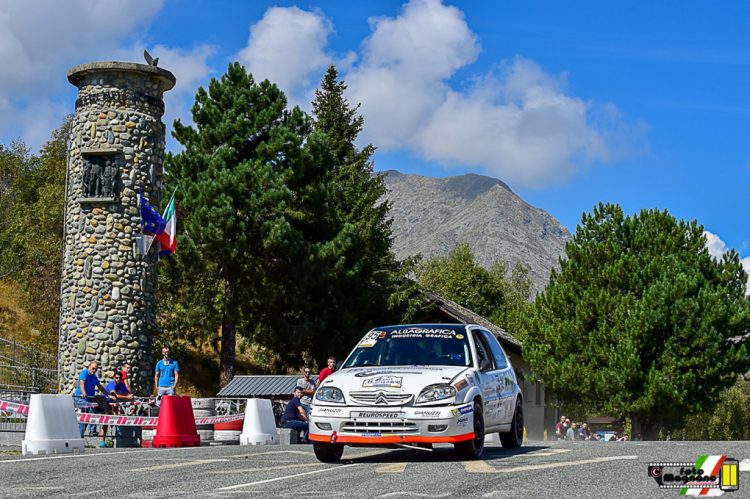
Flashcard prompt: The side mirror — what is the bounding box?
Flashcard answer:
[480,357,492,371]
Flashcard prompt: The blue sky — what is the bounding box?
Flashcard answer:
[1,0,747,276]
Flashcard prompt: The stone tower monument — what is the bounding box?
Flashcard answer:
[58,61,175,394]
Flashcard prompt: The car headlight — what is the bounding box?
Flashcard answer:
[315,386,345,404]
[416,384,456,404]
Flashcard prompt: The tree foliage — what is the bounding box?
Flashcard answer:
[0,120,70,349]
[681,377,750,440]
[414,242,533,333]
[161,63,415,383]
[307,65,418,363]
[525,203,750,436]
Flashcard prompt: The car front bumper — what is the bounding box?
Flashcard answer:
[308,403,475,445]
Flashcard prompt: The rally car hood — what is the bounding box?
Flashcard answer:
[320,365,470,395]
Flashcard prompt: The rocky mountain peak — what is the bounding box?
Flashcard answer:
[382,170,570,295]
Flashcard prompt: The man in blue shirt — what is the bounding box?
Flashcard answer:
[280,386,310,443]
[105,372,134,441]
[105,372,134,401]
[153,346,180,397]
[74,361,111,445]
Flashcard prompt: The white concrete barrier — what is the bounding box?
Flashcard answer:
[239,398,279,445]
[484,432,500,444]
[22,395,85,455]
[214,429,241,442]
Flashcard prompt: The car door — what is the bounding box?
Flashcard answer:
[470,329,501,428]
[481,329,516,425]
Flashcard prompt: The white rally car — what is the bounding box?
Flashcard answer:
[309,324,524,462]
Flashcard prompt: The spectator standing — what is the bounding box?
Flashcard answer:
[280,387,310,443]
[318,357,336,383]
[296,367,316,414]
[120,363,133,394]
[154,346,180,397]
[566,422,577,441]
[578,423,589,440]
[74,361,111,447]
[555,416,566,440]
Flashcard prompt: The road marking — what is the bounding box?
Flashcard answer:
[130,459,228,472]
[216,463,360,490]
[740,459,750,472]
[0,445,203,464]
[463,460,497,473]
[229,450,312,459]
[497,455,638,473]
[379,494,450,498]
[465,455,638,473]
[376,462,408,473]
[529,448,570,456]
[213,462,324,474]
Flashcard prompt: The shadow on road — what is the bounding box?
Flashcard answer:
[341,444,551,464]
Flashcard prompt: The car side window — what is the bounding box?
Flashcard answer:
[471,330,495,372]
[481,330,508,369]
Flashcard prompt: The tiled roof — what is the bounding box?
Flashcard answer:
[427,291,523,352]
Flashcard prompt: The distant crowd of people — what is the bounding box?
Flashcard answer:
[279,356,338,444]
[74,345,180,447]
[554,416,638,441]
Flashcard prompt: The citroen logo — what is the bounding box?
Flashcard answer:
[374,392,388,405]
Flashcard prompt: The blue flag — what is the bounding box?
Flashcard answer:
[140,190,166,235]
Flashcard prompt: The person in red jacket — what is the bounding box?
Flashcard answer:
[318,356,336,383]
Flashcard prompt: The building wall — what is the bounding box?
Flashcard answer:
[507,350,546,440]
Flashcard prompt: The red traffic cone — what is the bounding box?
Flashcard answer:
[153,396,200,448]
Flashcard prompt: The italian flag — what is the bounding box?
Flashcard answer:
[156,189,177,256]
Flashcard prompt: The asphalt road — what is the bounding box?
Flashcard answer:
[0,440,747,498]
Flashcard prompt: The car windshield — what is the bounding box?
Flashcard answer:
[342,327,472,368]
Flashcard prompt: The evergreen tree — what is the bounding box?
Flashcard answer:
[525,203,750,437]
[163,63,333,385]
[306,65,415,364]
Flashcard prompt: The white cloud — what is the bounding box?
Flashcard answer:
[237,7,333,105]
[0,0,163,94]
[704,231,750,295]
[704,230,728,259]
[115,43,216,138]
[343,0,643,188]
[0,0,164,149]
[742,257,750,296]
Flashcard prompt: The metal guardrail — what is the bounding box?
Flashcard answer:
[0,337,56,370]
[0,336,57,396]
[0,364,57,393]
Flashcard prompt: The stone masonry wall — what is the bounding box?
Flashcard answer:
[59,62,175,394]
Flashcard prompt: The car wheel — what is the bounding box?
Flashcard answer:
[454,402,484,459]
[313,441,344,462]
[500,398,524,449]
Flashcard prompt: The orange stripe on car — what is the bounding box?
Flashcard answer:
[308,432,475,444]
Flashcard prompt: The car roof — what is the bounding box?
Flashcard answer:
[373,323,476,332]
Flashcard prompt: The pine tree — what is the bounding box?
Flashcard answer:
[525,203,750,437]
[306,65,413,365]
[163,63,327,385]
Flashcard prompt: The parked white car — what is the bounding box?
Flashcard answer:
[309,324,523,462]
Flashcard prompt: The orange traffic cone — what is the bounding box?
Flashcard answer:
[153,396,200,448]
